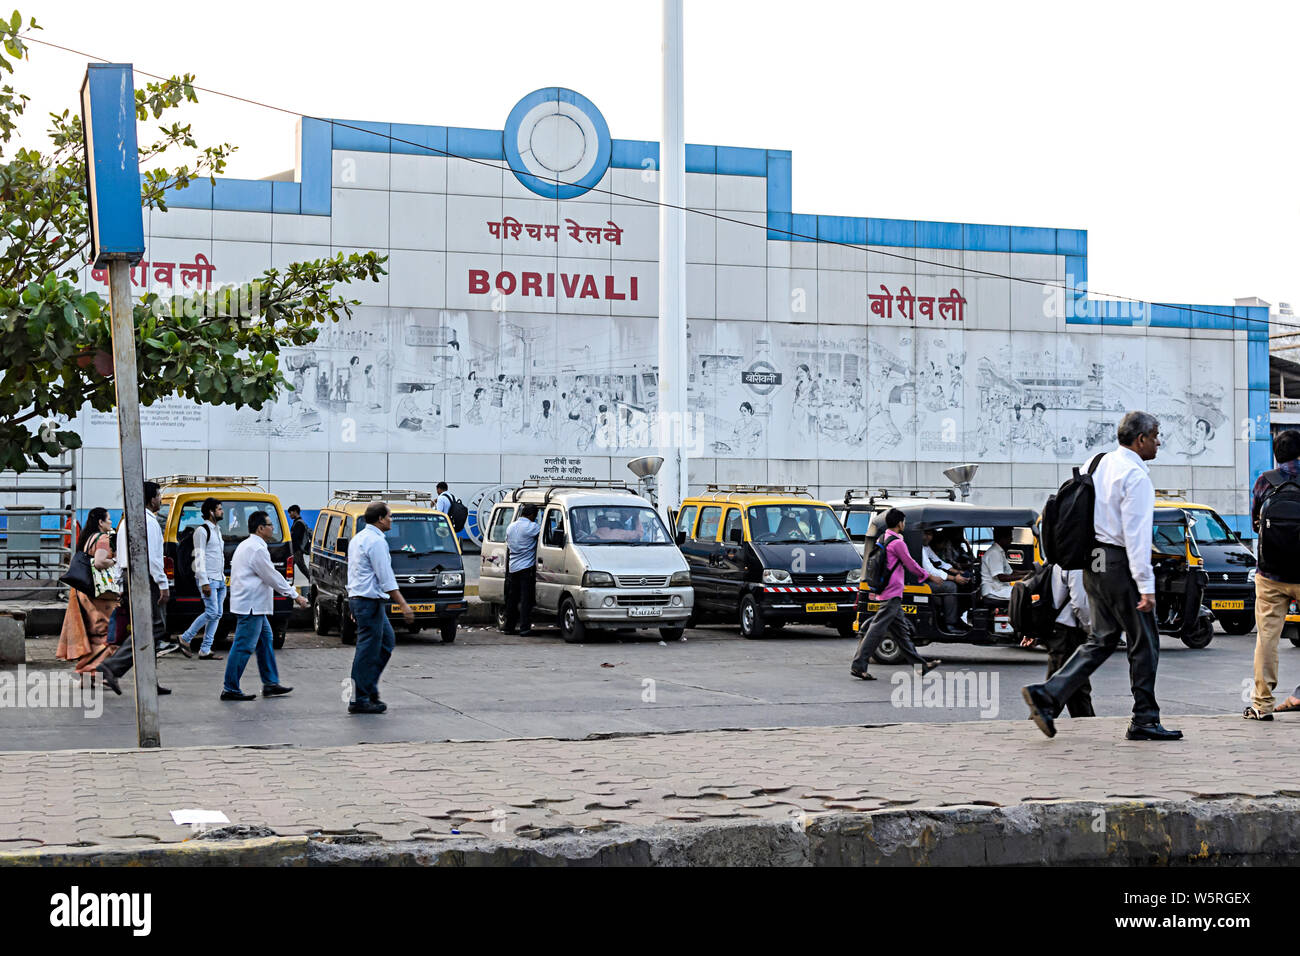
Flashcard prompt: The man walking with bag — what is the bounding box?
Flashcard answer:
[181,497,226,660]
[1023,411,1181,740]
[1244,429,1300,720]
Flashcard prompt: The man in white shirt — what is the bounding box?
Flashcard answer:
[979,527,1024,606]
[435,482,453,516]
[180,497,226,660]
[347,501,414,714]
[98,481,177,695]
[221,510,307,701]
[921,529,969,632]
[1023,410,1182,741]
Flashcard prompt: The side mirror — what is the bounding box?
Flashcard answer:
[729,527,743,544]
[336,537,349,555]
[675,530,687,546]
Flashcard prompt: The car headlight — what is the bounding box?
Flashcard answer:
[582,570,616,587]
[762,568,792,584]
[438,571,464,588]
[846,568,863,584]
[1248,568,1257,584]
[669,570,692,586]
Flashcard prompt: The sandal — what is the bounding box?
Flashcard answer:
[1275,698,1300,713]
[1243,706,1274,721]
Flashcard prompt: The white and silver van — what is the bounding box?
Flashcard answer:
[479,481,693,643]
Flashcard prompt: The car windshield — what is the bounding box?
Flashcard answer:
[362,513,457,554]
[569,506,672,545]
[177,499,283,543]
[1187,509,1236,546]
[747,505,849,543]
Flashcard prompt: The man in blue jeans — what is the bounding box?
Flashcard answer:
[181,497,227,660]
[347,500,414,714]
[221,510,308,701]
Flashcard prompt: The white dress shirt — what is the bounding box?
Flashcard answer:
[1090,446,1156,593]
[1052,566,1091,629]
[347,524,399,599]
[116,511,167,588]
[192,520,225,582]
[980,542,1014,601]
[922,544,952,578]
[229,534,296,615]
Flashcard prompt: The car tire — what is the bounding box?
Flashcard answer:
[1218,612,1254,635]
[492,602,509,632]
[659,626,684,641]
[271,619,287,651]
[872,636,906,665]
[340,603,357,646]
[312,590,333,636]
[440,619,457,644]
[559,597,586,644]
[739,594,766,639]
[1180,618,1214,649]
[836,619,857,639]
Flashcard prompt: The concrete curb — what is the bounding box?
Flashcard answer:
[5,797,1300,866]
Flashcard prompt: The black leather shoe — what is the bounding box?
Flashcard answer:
[97,666,121,696]
[1126,721,1183,741]
[156,685,172,695]
[849,668,876,681]
[919,658,943,676]
[220,690,256,702]
[1022,684,1057,738]
[262,684,293,697]
[348,699,387,714]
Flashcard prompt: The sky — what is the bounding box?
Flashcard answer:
[14,0,1298,314]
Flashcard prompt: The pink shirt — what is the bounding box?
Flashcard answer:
[872,530,930,600]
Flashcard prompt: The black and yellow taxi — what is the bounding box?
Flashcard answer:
[309,490,466,644]
[154,475,295,649]
[1155,493,1256,634]
[673,484,861,638]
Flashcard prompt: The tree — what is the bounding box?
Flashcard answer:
[0,13,387,472]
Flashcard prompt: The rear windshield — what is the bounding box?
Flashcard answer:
[359,513,458,555]
[177,499,283,543]
[569,506,672,546]
[747,505,849,543]
[843,511,874,538]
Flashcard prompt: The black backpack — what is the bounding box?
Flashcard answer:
[445,495,469,533]
[1008,563,1060,639]
[864,532,897,593]
[175,525,199,593]
[1257,468,1300,583]
[1041,453,1103,570]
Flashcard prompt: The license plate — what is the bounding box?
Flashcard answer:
[1211,600,1244,610]
[397,603,438,613]
[865,602,917,615]
[628,607,662,617]
[805,602,838,613]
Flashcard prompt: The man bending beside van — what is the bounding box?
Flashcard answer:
[347,501,414,714]
[504,504,542,636]
[1023,410,1181,741]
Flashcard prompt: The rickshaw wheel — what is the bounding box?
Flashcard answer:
[872,636,906,665]
[1180,619,1214,649]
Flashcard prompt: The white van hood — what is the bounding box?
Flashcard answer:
[574,544,688,576]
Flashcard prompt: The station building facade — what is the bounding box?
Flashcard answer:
[67,87,1271,535]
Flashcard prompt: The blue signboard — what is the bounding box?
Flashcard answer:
[80,63,144,268]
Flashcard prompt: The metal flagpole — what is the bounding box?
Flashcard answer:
[658,0,688,521]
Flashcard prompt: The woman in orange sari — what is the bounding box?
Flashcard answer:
[57,508,119,676]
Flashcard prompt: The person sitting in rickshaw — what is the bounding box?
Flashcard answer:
[980,526,1027,608]
[922,529,971,634]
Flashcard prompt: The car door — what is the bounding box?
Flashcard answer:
[717,507,747,604]
[479,504,514,603]
[684,505,723,609]
[535,506,567,612]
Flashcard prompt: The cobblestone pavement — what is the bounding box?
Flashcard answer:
[0,714,1294,853]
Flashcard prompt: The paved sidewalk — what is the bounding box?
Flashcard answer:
[0,714,1295,855]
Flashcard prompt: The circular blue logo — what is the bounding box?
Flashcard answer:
[504,88,611,199]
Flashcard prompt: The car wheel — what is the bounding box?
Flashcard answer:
[659,626,684,641]
[271,619,287,651]
[340,603,357,646]
[560,598,586,644]
[1218,612,1255,636]
[739,594,766,639]
[872,635,906,665]
[836,619,857,639]
[1181,618,1214,649]
[440,619,457,644]
[312,590,333,636]
[492,602,509,632]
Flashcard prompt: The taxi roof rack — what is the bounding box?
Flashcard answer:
[509,479,637,504]
[330,489,433,504]
[1155,488,1187,499]
[702,483,813,501]
[849,487,958,506]
[151,474,263,489]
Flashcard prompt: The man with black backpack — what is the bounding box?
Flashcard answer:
[1023,411,1181,741]
[436,482,469,535]
[1245,429,1300,720]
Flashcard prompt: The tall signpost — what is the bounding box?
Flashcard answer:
[81,63,160,748]
[658,0,689,521]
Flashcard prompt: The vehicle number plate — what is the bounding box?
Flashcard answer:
[398,603,438,613]
[1211,599,1244,610]
[628,607,662,617]
[805,602,838,613]
[865,602,917,615]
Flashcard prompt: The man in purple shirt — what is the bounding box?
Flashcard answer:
[851,508,947,680]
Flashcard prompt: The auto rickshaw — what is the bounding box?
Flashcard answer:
[1151,506,1216,648]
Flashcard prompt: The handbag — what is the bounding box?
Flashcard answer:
[60,551,95,597]
[88,532,120,597]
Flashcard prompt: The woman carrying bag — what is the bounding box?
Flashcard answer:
[57,508,120,677]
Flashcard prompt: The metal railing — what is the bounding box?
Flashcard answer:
[0,456,76,599]
[1270,397,1300,413]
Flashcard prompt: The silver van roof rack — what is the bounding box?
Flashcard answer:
[858,487,957,506]
[330,489,433,504]
[152,474,263,489]
[510,479,636,504]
